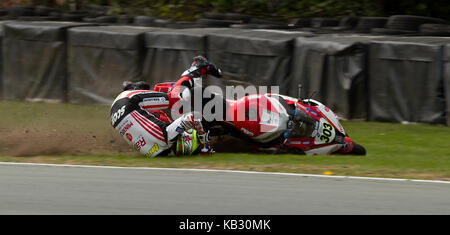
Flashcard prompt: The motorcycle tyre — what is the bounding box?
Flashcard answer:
[350,142,366,155]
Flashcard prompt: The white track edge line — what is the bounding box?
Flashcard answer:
[0,161,449,184]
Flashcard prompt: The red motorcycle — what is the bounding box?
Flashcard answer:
[153,82,366,155]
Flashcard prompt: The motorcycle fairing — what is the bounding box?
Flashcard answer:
[283,137,342,155]
[153,82,175,93]
[301,99,346,135]
[283,99,347,154]
[304,143,342,155]
[226,94,291,143]
[152,80,352,155]
[314,118,336,145]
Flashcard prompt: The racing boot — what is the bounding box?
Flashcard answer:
[337,136,366,155]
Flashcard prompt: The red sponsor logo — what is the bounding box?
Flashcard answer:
[126,133,133,142]
[134,136,147,151]
[120,122,134,135]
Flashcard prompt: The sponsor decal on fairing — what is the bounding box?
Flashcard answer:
[126,133,133,142]
[146,144,160,158]
[119,121,134,136]
[111,105,126,125]
[134,136,147,151]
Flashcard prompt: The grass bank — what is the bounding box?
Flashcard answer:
[1,101,449,180]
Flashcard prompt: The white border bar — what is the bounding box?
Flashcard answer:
[1,161,449,184]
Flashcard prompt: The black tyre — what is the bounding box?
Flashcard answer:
[94,15,117,23]
[61,13,86,22]
[168,21,202,29]
[49,11,61,18]
[117,15,133,25]
[203,12,226,20]
[255,24,291,29]
[153,18,174,27]
[232,23,290,29]
[84,4,108,14]
[229,23,254,29]
[419,24,450,36]
[7,6,35,18]
[386,15,447,31]
[17,16,60,21]
[35,6,57,16]
[249,18,285,25]
[225,13,252,23]
[338,16,359,29]
[370,27,417,35]
[288,18,311,28]
[82,17,97,23]
[350,142,366,155]
[196,18,240,27]
[354,17,388,33]
[311,17,339,28]
[313,26,349,34]
[134,16,155,26]
[291,27,318,33]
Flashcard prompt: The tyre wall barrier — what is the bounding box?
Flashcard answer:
[207,29,313,94]
[141,29,212,86]
[291,35,373,119]
[0,22,4,100]
[1,21,449,125]
[368,37,450,124]
[67,26,167,104]
[0,21,21,100]
[2,21,95,102]
[444,44,450,126]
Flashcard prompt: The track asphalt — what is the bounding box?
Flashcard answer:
[0,163,449,214]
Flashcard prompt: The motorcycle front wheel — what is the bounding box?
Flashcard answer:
[350,142,366,155]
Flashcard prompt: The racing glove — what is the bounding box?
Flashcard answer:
[179,113,210,135]
[186,56,222,78]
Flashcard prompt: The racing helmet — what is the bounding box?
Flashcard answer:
[174,130,201,156]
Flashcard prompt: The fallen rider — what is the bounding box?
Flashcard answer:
[110,56,222,157]
[110,81,214,157]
